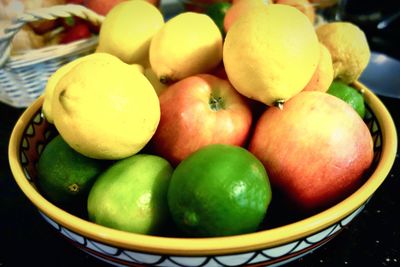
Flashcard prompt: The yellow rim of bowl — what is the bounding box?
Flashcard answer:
[8,82,397,256]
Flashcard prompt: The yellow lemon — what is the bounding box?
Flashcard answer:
[130,63,145,73]
[316,22,370,84]
[143,67,167,96]
[42,53,111,123]
[52,53,160,160]
[275,0,316,24]
[96,0,164,65]
[223,4,320,106]
[303,42,334,92]
[223,0,268,33]
[149,12,223,84]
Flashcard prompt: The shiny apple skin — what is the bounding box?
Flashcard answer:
[150,74,252,166]
[248,91,374,212]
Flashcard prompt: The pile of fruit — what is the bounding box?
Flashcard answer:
[36,0,374,238]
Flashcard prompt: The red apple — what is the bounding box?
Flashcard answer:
[60,20,92,44]
[149,74,252,166]
[248,91,374,212]
[29,20,60,35]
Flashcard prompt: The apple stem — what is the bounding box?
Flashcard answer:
[274,99,285,110]
[209,95,224,111]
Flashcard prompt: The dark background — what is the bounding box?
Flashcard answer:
[1,1,399,266]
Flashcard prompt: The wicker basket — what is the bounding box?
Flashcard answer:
[0,4,104,108]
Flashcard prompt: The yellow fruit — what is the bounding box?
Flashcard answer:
[149,12,223,84]
[131,63,145,73]
[303,42,334,92]
[316,22,370,84]
[96,0,164,65]
[52,53,160,160]
[223,0,268,33]
[144,67,167,96]
[42,53,111,123]
[223,4,320,106]
[274,0,316,24]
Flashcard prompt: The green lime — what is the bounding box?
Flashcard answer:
[87,154,173,235]
[205,2,232,35]
[168,144,272,237]
[37,135,106,206]
[327,80,366,118]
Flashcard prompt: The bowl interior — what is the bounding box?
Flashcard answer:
[8,82,397,255]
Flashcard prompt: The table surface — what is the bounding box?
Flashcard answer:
[1,3,400,267]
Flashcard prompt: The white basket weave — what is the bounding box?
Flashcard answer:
[0,4,104,108]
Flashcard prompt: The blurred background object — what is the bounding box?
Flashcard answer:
[360,51,400,99]
[318,0,400,60]
[0,0,67,53]
[314,0,400,99]
[0,0,67,20]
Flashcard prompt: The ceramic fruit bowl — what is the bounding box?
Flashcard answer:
[8,81,397,267]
